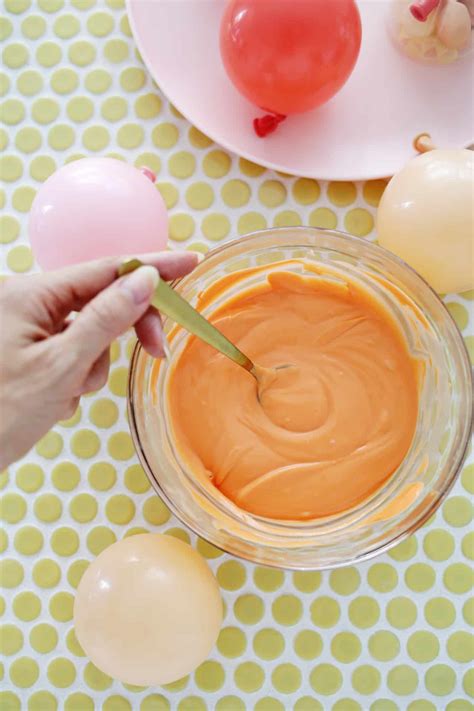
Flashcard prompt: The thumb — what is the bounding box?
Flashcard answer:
[61,265,159,364]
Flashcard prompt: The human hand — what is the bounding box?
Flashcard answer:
[0,252,199,469]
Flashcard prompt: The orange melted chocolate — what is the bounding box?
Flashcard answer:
[167,268,418,521]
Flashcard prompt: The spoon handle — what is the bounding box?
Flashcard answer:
[119,259,254,371]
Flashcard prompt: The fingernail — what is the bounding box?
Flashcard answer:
[120,265,159,304]
[190,250,205,263]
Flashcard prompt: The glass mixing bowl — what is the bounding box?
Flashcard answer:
[128,228,472,570]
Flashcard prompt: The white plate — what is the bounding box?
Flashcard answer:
[127,0,473,180]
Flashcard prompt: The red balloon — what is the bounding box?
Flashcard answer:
[220,0,362,121]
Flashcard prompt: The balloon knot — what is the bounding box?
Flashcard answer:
[140,167,156,183]
[409,0,441,22]
[253,113,287,138]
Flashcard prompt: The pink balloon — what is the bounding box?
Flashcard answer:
[29,158,168,271]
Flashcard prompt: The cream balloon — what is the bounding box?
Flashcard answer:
[74,534,223,686]
[377,149,474,294]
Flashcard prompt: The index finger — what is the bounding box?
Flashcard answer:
[37,251,201,314]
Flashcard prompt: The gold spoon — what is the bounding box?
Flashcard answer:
[119,258,263,380]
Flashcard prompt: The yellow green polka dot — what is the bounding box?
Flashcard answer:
[49,592,74,622]
[3,43,29,69]
[51,527,79,556]
[39,0,65,12]
[170,214,195,242]
[352,665,381,695]
[217,626,247,658]
[86,69,111,94]
[203,150,231,178]
[68,40,96,67]
[120,67,145,92]
[109,366,128,396]
[310,664,342,695]
[51,462,79,492]
[345,208,374,237]
[53,14,79,38]
[169,151,196,179]
[292,630,322,661]
[36,42,62,67]
[310,596,340,628]
[252,566,283,592]
[222,179,250,207]
[107,431,134,460]
[309,207,338,229]
[273,210,302,227]
[368,630,400,661]
[88,461,116,491]
[35,430,63,458]
[363,179,387,206]
[32,559,61,588]
[64,693,94,711]
[48,124,75,150]
[273,595,303,626]
[87,526,116,555]
[462,463,474,494]
[165,527,190,544]
[189,127,212,149]
[292,178,320,204]
[196,538,223,559]
[259,180,286,207]
[28,691,58,711]
[117,123,144,149]
[10,657,39,688]
[186,182,214,210]
[405,562,436,592]
[1,99,25,125]
[105,494,135,525]
[87,11,114,37]
[423,529,454,561]
[134,92,161,119]
[234,662,264,693]
[17,70,43,97]
[202,214,230,241]
[6,245,33,272]
[407,631,439,662]
[30,623,58,654]
[84,661,113,691]
[349,596,380,628]
[328,181,357,206]
[67,559,89,589]
[194,661,225,692]
[387,597,417,629]
[237,211,267,234]
[444,562,473,593]
[14,526,43,555]
[0,155,23,182]
[89,398,118,428]
[156,182,178,209]
[105,38,129,63]
[294,698,323,711]
[0,529,7,553]
[67,97,94,123]
[234,594,264,625]
[388,536,418,561]
[0,493,26,523]
[217,560,246,590]
[446,302,469,331]
[0,214,17,243]
[47,658,76,688]
[0,624,23,655]
[69,493,98,523]
[13,592,41,621]
[293,571,321,593]
[443,495,473,526]
[0,17,13,40]
[141,696,171,711]
[272,663,301,694]
[21,14,46,39]
[239,158,265,177]
[12,186,36,212]
[30,155,56,181]
[0,692,21,711]
[425,597,456,628]
[82,125,110,151]
[425,664,455,696]
[71,429,100,458]
[329,567,360,595]
[331,632,361,663]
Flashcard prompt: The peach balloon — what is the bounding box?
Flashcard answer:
[74,534,223,686]
[29,158,168,270]
[377,149,474,294]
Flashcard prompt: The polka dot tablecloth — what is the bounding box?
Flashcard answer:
[1,2,473,710]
